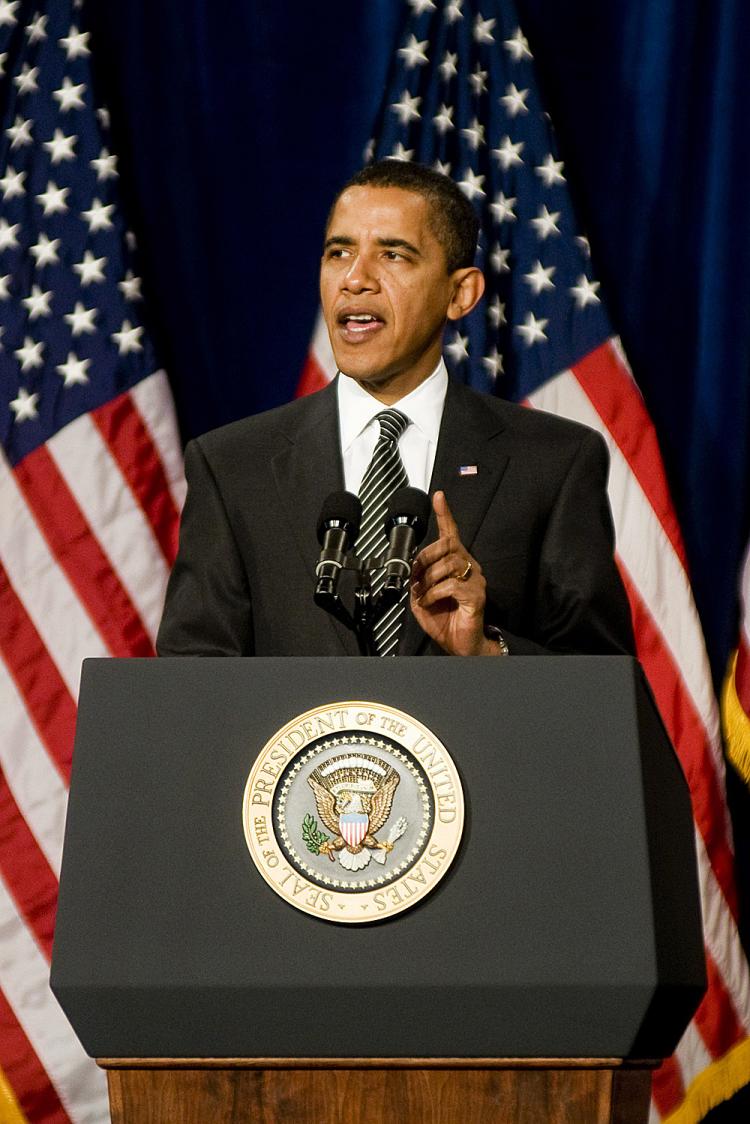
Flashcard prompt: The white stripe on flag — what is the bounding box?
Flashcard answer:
[0,872,109,1123]
[696,830,750,1033]
[0,452,108,697]
[0,671,68,877]
[310,309,336,378]
[528,370,723,766]
[130,371,187,511]
[675,1019,714,1095]
[48,414,170,645]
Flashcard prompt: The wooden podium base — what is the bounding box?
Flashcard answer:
[99,1057,656,1123]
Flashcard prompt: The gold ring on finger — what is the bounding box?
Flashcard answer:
[457,559,473,582]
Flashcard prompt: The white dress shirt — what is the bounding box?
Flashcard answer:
[336,359,448,495]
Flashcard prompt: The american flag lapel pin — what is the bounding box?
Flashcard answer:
[458,465,478,476]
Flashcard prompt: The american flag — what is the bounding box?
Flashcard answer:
[299,1,750,1119]
[0,2,184,1121]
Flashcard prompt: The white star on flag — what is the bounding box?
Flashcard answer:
[445,331,469,362]
[515,311,549,345]
[445,0,463,23]
[570,275,601,308]
[487,296,506,327]
[21,285,53,319]
[482,347,504,379]
[439,50,458,80]
[30,232,60,266]
[15,336,45,372]
[59,25,90,59]
[14,63,39,95]
[504,28,532,61]
[433,103,454,134]
[489,244,510,273]
[0,0,19,27]
[523,261,556,294]
[81,198,115,232]
[44,128,77,163]
[0,166,25,199]
[36,180,69,216]
[473,14,495,44]
[492,136,524,171]
[490,192,516,223]
[118,272,142,301]
[64,301,97,334]
[535,154,565,186]
[26,14,47,43]
[0,218,20,250]
[390,142,413,161]
[458,167,485,200]
[390,90,422,124]
[398,34,429,68]
[112,320,144,354]
[56,352,91,386]
[73,250,107,284]
[53,76,86,112]
[91,148,118,180]
[500,83,529,117]
[9,387,39,422]
[531,205,561,239]
[6,114,32,147]
[0,275,10,299]
[407,0,435,14]
[461,117,485,150]
[433,159,451,176]
[468,65,487,95]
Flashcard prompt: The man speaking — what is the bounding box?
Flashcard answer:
[157,161,634,658]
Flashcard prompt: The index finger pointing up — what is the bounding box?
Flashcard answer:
[433,490,459,539]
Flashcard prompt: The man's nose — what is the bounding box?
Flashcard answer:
[342,253,377,292]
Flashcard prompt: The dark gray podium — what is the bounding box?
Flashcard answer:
[51,657,705,1123]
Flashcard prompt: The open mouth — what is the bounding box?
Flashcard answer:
[337,311,385,341]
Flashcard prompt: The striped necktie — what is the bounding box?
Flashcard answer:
[356,409,410,656]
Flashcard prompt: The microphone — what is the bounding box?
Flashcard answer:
[315,491,362,600]
[382,487,431,596]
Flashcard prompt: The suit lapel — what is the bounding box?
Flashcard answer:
[271,381,358,654]
[399,380,510,656]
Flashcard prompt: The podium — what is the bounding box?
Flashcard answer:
[51,657,705,1123]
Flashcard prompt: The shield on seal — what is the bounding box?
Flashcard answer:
[340,812,369,848]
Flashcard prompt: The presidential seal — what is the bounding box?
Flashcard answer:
[242,701,464,923]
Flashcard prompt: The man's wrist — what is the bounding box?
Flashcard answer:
[483,624,510,656]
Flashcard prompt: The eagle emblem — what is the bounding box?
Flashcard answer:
[307,753,407,872]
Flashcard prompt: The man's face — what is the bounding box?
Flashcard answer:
[320,186,459,401]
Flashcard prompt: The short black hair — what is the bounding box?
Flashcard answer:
[327,159,479,273]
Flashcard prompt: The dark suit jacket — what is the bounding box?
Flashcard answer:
[156,378,634,657]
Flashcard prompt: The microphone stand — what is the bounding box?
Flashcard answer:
[315,553,391,656]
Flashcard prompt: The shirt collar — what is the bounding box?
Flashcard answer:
[337,358,448,453]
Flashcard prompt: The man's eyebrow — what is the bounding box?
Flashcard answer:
[322,234,422,256]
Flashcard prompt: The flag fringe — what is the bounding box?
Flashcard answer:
[663,1037,750,1124]
[0,1065,29,1124]
[721,650,750,785]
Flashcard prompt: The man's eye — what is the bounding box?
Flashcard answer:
[384,250,405,261]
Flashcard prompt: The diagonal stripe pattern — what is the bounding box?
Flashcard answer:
[356,409,410,656]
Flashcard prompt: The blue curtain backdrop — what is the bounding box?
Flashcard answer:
[85,3,750,1112]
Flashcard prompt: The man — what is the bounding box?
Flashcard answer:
[157,161,634,658]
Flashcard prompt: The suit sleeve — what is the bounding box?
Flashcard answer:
[492,429,634,656]
[156,439,254,656]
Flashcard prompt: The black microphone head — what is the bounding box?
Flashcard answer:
[385,487,431,545]
[316,491,362,546]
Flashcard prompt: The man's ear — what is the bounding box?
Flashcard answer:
[446,267,485,321]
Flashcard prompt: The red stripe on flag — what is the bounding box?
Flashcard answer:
[572,344,688,570]
[651,1053,686,1119]
[735,635,750,715]
[0,989,71,1124]
[296,353,329,398]
[0,765,57,961]
[694,951,746,1059]
[0,562,76,780]
[93,392,180,566]
[14,447,154,658]
[618,564,739,918]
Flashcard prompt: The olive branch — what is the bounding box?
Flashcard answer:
[302,813,329,855]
